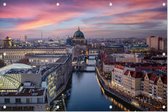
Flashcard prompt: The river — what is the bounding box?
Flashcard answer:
[63,57,132,111]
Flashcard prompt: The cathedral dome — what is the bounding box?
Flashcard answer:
[73,27,85,39]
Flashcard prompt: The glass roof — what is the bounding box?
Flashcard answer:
[0,63,32,75]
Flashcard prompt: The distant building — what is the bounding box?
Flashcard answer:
[110,53,144,63]
[99,52,144,72]
[0,47,70,64]
[24,35,27,42]
[72,27,87,45]
[144,55,167,64]
[146,36,167,51]
[26,53,64,66]
[0,40,3,48]
[71,27,87,58]
[104,45,124,54]
[66,37,73,46]
[3,37,13,48]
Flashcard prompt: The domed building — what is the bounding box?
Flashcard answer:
[71,27,88,59]
[3,36,13,48]
[72,27,87,45]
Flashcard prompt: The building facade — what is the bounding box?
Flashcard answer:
[0,47,69,64]
[111,65,142,96]
[0,88,47,111]
[110,64,167,104]
[146,36,167,51]
[2,37,13,48]
[71,27,87,59]
[142,72,167,103]
[72,27,87,45]
[26,54,63,66]
[0,63,47,111]
[46,54,72,103]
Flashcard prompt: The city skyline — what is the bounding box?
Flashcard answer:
[0,0,167,39]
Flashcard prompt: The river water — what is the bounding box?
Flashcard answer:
[61,56,139,111]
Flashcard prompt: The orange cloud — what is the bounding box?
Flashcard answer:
[15,11,81,30]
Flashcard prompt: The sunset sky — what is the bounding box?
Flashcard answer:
[0,0,167,39]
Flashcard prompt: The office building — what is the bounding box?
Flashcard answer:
[146,36,167,51]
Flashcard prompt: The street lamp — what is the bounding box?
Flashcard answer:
[162,52,166,56]
[3,52,6,63]
[3,52,6,56]
[62,94,64,98]
[3,105,6,110]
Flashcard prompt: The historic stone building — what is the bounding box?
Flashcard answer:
[72,27,87,45]
[72,27,87,59]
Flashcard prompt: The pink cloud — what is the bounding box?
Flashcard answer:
[16,12,81,30]
[0,0,166,38]
[111,11,166,24]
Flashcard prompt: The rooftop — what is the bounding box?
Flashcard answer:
[0,88,45,96]
[0,63,32,75]
[0,46,67,49]
[26,53,64,58]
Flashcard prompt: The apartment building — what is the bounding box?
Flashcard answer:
[143,72,167,103]
[111,64,142,96]
[111,64,167,103]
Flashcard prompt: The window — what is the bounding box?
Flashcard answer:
[26,98,32,103]
[4,98,10,103]
[37,98,43,103]
[15,98,21,103]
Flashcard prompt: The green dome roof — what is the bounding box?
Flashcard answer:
[73,27,85,39]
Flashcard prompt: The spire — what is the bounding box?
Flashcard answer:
[78,26,80,31]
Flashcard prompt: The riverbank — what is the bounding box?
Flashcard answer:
[96,67,144,111]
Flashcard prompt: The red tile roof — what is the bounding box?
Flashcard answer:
[131,71,143,78]
[161,75,167,84]
[124,70,129,76]
[115,65,124,70]
[147,73,159,84]
[124,70,143,78]
[137,66,167,71]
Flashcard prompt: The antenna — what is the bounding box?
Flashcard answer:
[41,32,43,40]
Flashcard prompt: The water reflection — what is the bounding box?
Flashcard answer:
[60,58,136,111]
[63,71,124,111]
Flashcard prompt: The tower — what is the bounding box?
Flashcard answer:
[3,36,12,48]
